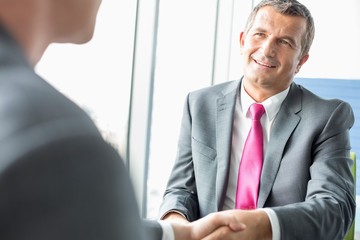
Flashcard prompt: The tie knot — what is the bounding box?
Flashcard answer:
[249,103,265,121]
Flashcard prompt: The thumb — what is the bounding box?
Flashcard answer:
[229,222,246,231]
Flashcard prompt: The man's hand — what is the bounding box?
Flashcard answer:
[202,209,272,240]
[170,211,246,240]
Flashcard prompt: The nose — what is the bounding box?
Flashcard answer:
[261,38,276,58]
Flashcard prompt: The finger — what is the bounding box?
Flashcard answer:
[229,221,246,231]
[191,213,226,236]
[201,226,235,240]
[205,212,246,231]
[190,212,246,239]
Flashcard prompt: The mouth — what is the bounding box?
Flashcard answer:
[254,59,276,68]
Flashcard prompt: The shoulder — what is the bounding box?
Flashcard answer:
[181,80,239,115]
[293,82,353,111]
[0,64,101,156]
[189,79,239,97]
[290,82,354,126]
[186,79,240,105]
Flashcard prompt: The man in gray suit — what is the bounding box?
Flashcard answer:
[160,0,356,239]
[0,0,246,239]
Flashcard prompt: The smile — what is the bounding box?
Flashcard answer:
[254,59,276,68]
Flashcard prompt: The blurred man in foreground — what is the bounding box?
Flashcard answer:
[0,0,244,239]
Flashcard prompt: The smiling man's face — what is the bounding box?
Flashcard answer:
[240,6,309,100]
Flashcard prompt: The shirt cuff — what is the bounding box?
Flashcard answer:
[158,220,175,240]
[262,208,281,240]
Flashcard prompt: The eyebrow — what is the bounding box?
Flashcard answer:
[251,27,298,47]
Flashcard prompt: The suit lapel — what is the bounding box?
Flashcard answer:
[257,83,302,207]
[215,80,240,210]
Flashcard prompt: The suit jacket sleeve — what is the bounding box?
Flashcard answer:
[270,99,355,239]
[143,219,163,240]
[0,132,163,240]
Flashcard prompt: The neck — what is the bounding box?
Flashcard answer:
[243,78,290,103]
[243,81,270,103]
[0,0,51,66]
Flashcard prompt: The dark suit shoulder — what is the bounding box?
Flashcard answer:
[0,30,99,144]
[295,82,351,106]
[291,82,354,127]
[0,64,100,140]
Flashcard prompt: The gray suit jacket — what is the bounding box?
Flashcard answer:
[160,79,355,239]
[0,25,162,240]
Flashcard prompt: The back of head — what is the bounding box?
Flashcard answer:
[244,0,315,57]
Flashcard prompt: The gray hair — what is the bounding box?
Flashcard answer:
[244,0,315,57]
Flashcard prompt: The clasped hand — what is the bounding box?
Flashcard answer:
[168,209,271,240]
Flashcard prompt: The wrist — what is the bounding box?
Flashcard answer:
[162,211,189,224]
[171,222,193,240]
[253,209,272,240]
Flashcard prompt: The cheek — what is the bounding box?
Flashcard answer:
[241,38,256,51]
[280,54,300,70]
[241,44,257,61]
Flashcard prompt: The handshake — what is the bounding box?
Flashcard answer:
[164,209,271,240]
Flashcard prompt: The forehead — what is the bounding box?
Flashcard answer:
[251,6,307,41]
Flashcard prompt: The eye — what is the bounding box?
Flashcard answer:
[254,32,266,38]
[279,39,289,45]
[278,39,293,47]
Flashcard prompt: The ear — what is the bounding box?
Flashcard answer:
[239,32,245,54]
[295,53,309,73]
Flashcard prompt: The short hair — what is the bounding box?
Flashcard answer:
[244,0,315,57]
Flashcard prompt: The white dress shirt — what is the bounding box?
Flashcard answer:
[223,81,290,240]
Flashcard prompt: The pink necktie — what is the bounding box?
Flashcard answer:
[235,103,265,209]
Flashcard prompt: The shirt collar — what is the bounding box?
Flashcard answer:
[240,81,290,121]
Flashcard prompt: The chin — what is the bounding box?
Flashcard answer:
[71,29,95,44]
[55,28,95,45]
